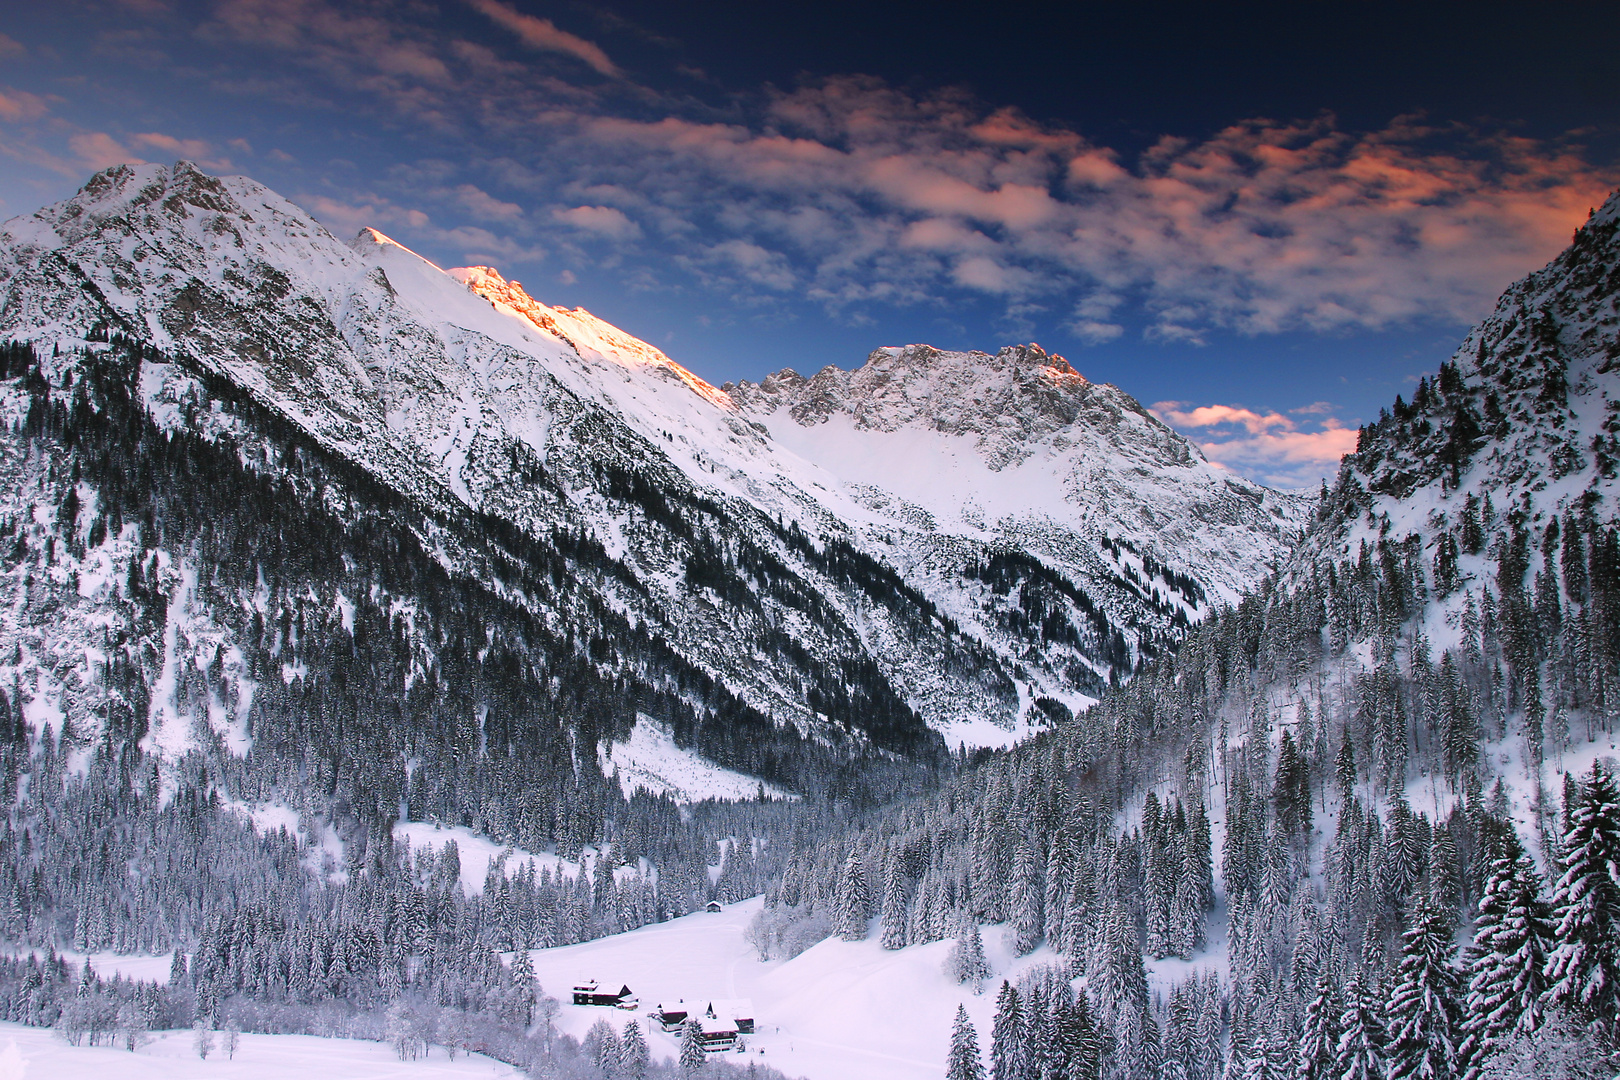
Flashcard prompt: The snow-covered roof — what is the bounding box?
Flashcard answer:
[706,998,754,1021]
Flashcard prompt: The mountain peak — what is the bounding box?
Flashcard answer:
[447,264,736,413]
[727,339,1155,461]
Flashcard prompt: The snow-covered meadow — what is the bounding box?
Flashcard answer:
[522,895,1211,1080]
[0,1023,516,1079]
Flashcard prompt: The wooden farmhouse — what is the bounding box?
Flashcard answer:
[705,900,723,913]
[698,1016,739,1051]
[706,998,755,1034]
[571,979,638,1009]
[653,1002,690,1032]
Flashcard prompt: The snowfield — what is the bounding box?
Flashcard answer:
[523,895,1173,1080]
[0,1022,515,1079]
[598,716,796,803]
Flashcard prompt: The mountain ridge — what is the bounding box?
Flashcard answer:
[0,159,1310,762]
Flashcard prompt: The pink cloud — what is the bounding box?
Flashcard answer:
[1151,399,1359,487]
[536,84,1612,326]
[551,204,640,240]
[119,4,1613,333]
[68,133,145,171]
[0,88,49,124]
[131,132,231,170]
[296,191,543,265]
[465,0,620,78]
[456,183,523,221]
[1152,403,1294,435]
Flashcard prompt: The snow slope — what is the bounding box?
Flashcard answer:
[525,896,1091,1080]
[0,1022,514,1079]
[598,716,797,803]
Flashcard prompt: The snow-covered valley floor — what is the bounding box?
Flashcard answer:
[526,896,1188,1080]
[0,898,1229,1080]
[0,1022,516,1079]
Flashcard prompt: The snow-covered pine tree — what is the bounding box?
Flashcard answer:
[1385,898,1463,1080]
[1031,990,1065,1080]
[948,1004,986,1080]
[680,1018,707,1074]
[621,1018,650,1080]
[1091,905,1153,1080]
[990,981,1025,1080]
[589,1017,621,1077]
[1188,798,1215,913]
[881,855,908,950]
[1334,973,1386,1080]
[509,946,537,1027]
[1046,837,1071,956]
[947,914,992,989]
[1010,837,1045,956]
[1294,973,1339,1080]
[1457,828,1554,1079]
[1544,761,1620,1032]
[1048,997,1090,1080]
[835,850,871,941]
[1073,990,1105,1080]
[1275,731,1310,842]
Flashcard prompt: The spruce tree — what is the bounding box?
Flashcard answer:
[1545,761,1620,1030]
[990,981,1025,1080]
[948,914,991,989]
[1334,973,1385,1080]
[1010,837,1045,956]
[1458,833,1553,1078]
[881,856,908,950]
[680,1018,707,1074]
[1073,991,1104,1080]
[948,1004,987,1080]
[1386,898,1463,1080]
[1294,973,1339,1080]
[621,1018,650,1080]
[835,850,871,941]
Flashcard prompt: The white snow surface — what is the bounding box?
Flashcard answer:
[392,822,574,896]
[597,716,795,803]
[0,1021,514,1079]
[391,823,651,896]
[522,895,1164,1080]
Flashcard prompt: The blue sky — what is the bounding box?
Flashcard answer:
[0,0,1615,487]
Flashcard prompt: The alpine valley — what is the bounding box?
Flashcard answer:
[0,159,1611,1080]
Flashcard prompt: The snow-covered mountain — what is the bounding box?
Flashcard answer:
[0,160,1307,772]
[727,341,1301,603]
[767,187,1620,1080]
[1310,189,1620,575]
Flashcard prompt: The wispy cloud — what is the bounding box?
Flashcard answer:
[15,0,1609,351]
[1152,400,1359,489]
[528,85,1612,335]
[0,87,49,124]
[68,132,145,171]
[295,189,544,265]
[465,0,620,78]
[551,203,639,239]
[131,132,232,170]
